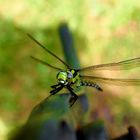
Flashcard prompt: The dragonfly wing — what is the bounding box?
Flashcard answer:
[77,57,140,71]
[80,75,140,86]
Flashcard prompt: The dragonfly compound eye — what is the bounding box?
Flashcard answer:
[57,71,68,85]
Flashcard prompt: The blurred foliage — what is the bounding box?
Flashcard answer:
[9,94,74,140]
[0,0,140,139]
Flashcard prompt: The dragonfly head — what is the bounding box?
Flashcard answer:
[57,71,68,85]
[57,70,74,85]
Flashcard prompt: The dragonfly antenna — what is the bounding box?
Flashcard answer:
[27,33,70,68]
[31,56,62,71]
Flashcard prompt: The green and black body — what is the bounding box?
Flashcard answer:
[28,34,140,106]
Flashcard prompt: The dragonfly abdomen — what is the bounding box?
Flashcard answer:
[80,81,103,91]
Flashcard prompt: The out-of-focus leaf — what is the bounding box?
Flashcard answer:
[9,93,77,140]
[59,23,80,69]
[28,93,70,121]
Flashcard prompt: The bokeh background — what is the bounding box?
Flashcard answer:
[0,0,140,139]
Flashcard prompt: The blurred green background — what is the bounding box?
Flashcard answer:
[0,0,140,139]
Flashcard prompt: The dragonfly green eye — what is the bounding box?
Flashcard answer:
[57,71,68,85]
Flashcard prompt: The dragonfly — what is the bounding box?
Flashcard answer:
[28,34,140,106]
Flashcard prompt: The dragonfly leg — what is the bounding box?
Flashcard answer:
[51,83,61,89]
[50,85,64,95]
[67,86,78,107]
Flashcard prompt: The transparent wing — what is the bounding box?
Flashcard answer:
[31,56,62,71]
[77,57,140,72]
[80,75,140,86]
[27,33,70,68]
